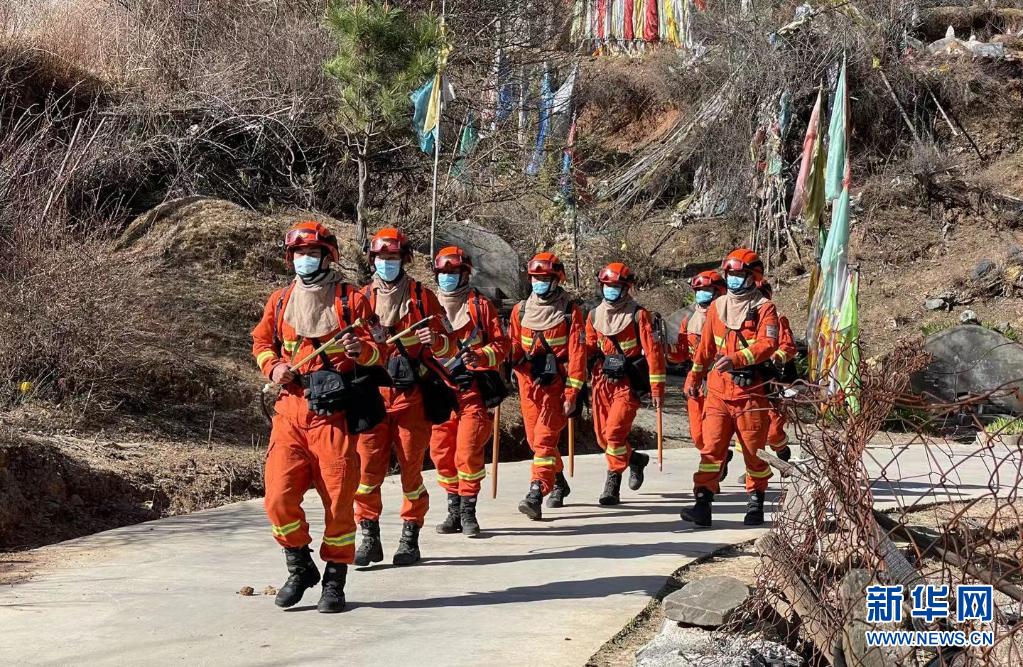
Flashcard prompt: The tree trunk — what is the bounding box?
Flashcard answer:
[356,153,368,247]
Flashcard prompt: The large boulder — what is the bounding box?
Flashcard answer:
[663,575,751,627]
[437,221,524,302]
[912,324,1023,414]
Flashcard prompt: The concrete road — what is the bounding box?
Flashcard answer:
[0,449,767,666]
[1,443,1014,666]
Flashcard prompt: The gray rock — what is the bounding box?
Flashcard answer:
[437,221,524,302]
[911,324,1023,414]
[959,310,979,325]
[635,622,803,667]
[924,298,947,311]
[663,576,751,627]
[1008,245,1023,266]
[971,259,997,281]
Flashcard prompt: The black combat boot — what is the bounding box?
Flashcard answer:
[774,445,792,462]
[546,471,571,508]
[679,488,714,527]
[719,449,734,481]
[353,519,383,567]
[598,471,623,506]
[392,521,422,566]
[518,480,544,520]
[627,450,650,491]
[744,490,766,526]
[460,495,481,538]
[436,493,462,534]
[317,562,347,613]
[275,546,320,608]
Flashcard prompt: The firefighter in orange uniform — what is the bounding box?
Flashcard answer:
[429,246,510,537]
[667,271,726,474]
[509,252,587,520]
[354,228,454,567]
[252,221,385,613]
[583,262,665,505]
[681,249,779,527]
[759,281,796,461]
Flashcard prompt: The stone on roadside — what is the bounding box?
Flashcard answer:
[971,260,996,282]
[959,310,979,325]
[924,298,946,311]
[663,575,751,627]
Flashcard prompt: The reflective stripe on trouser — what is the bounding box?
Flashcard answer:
[516,371,566,495]
[429,386,493,497]
[694,392,772,494]
[768,403,788,449]
[354,386,432,527]
[592,376,639,473]
[264,404,359,564]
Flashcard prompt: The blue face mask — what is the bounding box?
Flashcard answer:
[531,278,553,296]
[437,273,462,293]
[602,285,623,302]
[726,274,748,292]
[375,258,402,282]
[695,289,715,306]
[293,254,321,277]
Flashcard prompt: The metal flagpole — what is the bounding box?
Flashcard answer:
[430,0,447,259]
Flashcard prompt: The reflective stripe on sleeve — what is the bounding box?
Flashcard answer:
[256,350,276,369]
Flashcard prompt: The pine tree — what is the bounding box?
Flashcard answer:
[324,0,443,245]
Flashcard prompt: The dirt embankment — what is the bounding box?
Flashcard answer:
[0,428,264,553]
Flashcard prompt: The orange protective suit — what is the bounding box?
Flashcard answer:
[429,289,510,497]
[688,299,780,494]
[668,305,713,454]
[252,282,384,564]
[767,314,797,450]
[355,278,453,527]
[584,307,666,472]
[509,299,587,494]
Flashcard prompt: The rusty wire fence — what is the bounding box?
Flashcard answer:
[728,339,1023,666]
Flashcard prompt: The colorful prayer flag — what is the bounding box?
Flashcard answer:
[825,59,847,201]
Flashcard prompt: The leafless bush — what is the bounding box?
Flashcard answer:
[730,340,1023,665]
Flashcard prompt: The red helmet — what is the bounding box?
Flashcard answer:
[597,262,636,286]
[368,227,412,262]
[433,245,472,274]
[285,221,339,262]
[689,270,726,295]
[527,252,566,281]
[721,248,764,280]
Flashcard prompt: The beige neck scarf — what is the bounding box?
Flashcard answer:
[686,304,709,336]
[372,272,412,328]
[591,292,638,337]
[283,271,343,338]
[437,283,473,330]
[715,289,768,331]
[520,286,573,331]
